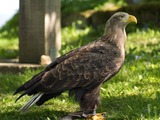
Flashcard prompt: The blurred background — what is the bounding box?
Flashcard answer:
[0,0,160,60]
[0,0,19,28]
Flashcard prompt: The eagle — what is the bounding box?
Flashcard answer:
[14,12,137,119]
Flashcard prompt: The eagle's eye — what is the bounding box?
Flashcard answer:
[117,15,125,20]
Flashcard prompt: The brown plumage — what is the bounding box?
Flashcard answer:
[14,12,137,119]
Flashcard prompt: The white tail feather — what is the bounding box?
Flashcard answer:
[19,93,43,112]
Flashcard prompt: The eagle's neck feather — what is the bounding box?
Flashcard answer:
[103,25,126,60]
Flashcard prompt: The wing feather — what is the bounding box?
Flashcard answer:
[15,40,122,105]
[39,40,121,93]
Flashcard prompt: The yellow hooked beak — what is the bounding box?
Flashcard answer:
[127,15,137,24]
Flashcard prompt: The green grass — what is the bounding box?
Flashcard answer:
[1,26,160,119]
[0,37,18,59]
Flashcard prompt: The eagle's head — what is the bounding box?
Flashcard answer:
[108,12,137,27]
[104,12,137,39]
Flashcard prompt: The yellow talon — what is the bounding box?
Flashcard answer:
[86,112,107,120]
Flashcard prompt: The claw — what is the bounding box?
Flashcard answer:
[61,111,107,120]
[86,112,107,120]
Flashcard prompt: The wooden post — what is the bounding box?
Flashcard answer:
[19,0,61,64]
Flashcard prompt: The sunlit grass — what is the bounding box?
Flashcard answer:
[0,37,18,59]
[0,37,18,49]
[60,23,97,55]
[127,29,160,53]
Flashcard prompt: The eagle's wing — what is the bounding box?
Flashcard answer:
[39,40,120,93]
[15,40,121,103]
[14,49,77,95]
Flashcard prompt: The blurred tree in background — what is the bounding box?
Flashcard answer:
[1,0,160,38]
[61,0,126,14]
[0,13,19,38]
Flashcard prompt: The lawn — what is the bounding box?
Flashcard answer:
[0,37,18,59]
[0,24,160,120]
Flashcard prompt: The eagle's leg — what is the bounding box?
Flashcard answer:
[80,85,106,119]
[81,109,96,118]
[79,85,100,117]
[61,85,106,119]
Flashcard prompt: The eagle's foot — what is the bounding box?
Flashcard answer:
[82,109,107,120]
[60,111,107,120]
[86,112,107,120]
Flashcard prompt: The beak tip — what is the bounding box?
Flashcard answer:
[129,15,137,24]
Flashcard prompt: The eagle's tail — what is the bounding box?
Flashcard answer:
[19,92,43,112]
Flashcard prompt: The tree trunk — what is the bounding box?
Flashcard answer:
[19,0,61,64]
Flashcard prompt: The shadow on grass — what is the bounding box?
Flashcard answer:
[99,93,160,120]
[0,108,68,120]
[0,75,24,94]
[1,93,160,120]
[0,69,42,94]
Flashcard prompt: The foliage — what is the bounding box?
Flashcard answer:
[142,0,160,2]
[0,12,19,59]
[0,0,126,38]
[0,12,19,38]
[61,0,126,14]
[60,22,102,55]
